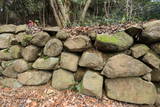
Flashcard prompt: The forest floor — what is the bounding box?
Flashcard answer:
[0,82,152,107]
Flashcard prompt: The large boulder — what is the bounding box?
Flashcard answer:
[0,49,13,60]
[130,44,150,58]
[0,78,23,88]
[31,32,50,47]
[13,59,29,73]
[52,69,75,90]
[141,20,160,43]
[95,32,133,52]
[0,24,16,33]
[60,52,79,72]
[22,45,39,62]
[0,45,22,60]
[18,70,51,85]
[79,49,104,70]
[142,51,160,69]
[0,33,13,49]
[56,30,70,40]
[9,45,22,59]
[16,24,27,33]
[64,35,92,52]
[32,57,59,70]
[43,38,63,57]
[102,54,152,78]
[80,70,103,98]
[105,77,157,104]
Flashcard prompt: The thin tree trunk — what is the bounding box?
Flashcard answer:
[50,0,63,27]
[126,0,129,18]
[81,0,92,22]
[42,0,46,27]
[129,0,133,20]
[50,0,70,27]
[6,11,9,24]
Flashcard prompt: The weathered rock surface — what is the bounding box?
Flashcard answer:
[0,49,13,60]
[52,69,75,90]
[43,38,63,57]
[142,51,160,69]
[60,52,79,72]
[0,78,23,88]
[15,33,33,46]
[64,35,92,52]
[2,65,18,78]
[102,54,152,78]
[105,77,157,104]
[130,44,150,58]
[16,24,27,33]
[18,70,51,85]
[56,30,70,40]
[155,94,160,106]
[1,60,15,69]
[31,32,50,47]
[0,33,13,49]
[151,43,160,55]
[79,49,104,70]
[13,59,29,73]
[22,45,39,61]
[141,20,160,43]
[32,57,59,70]
[95,32,133,52]
[142,73,151,81]
[87,30,97,40]
[0,24,16,33]
[9,45,22,59]
[80,70,103,98]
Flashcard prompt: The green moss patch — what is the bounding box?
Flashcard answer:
[97,35,119,43]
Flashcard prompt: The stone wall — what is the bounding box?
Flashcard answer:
[0,21,160,105]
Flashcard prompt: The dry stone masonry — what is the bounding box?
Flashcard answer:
[2,20,160,105]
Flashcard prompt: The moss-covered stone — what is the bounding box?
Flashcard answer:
[96,34,121,44]
[95,32,133,52]
[9,45,22,59]
[21,34,33,46]
[15,33,33,46]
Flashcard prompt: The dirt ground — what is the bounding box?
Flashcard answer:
[0,82,153,107]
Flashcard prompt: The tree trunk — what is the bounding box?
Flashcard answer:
[81,0,92,22]
[49,0,70,28]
